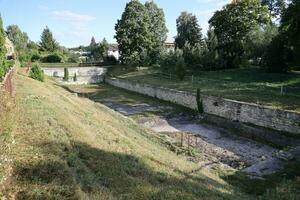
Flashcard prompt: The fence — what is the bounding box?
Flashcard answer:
[0,67,15,97]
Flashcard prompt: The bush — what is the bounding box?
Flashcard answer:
[63,67,69,81]
[31,51,41,62]
[196,88,204,114]
[175,54,186,81]
[262,35,289,73]
[42,53,63,63]
[73,73,77,82]
[160,50,185,73]
[30,63,44,82]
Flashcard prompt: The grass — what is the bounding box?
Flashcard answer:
[1,71,299,199]
[2,72,252,199]
[108,66,300,112]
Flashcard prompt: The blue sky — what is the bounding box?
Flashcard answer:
[0,0,229,47]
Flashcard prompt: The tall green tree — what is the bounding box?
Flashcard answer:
[145,1,168,64]
[40,26,58,52]
[115,0,151,65]
[209,0,270,68]
[175,12,204,49]
[6,25,29,53]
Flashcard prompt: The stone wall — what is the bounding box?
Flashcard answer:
[106,77,300,135]
[43,67,107,84]
[0,67,15,97]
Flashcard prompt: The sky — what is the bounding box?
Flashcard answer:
[0,0,230,48]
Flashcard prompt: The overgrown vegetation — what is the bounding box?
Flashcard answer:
[29,63,44,82]
[63,67,69,81]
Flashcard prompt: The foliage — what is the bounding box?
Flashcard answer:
[30,63,44,82]
[6,25,29,53]
[175,12,204,49]
[0,15,5,55]
[30,51,41,62]
[262,0,300,72]
[91,38,109,61]
[73,73,77,82]
[175,53,186,81]
[280,0,300,66]
[40,26,59,52]
[244,24,278,65]
[145,1,168,65]
[42,53,63,63]
[196,88,204,114]
[63,67,69,81]
[115,0,151,65]
[182,42,206,70]
[209,0,271,68]
[261,0,286,18]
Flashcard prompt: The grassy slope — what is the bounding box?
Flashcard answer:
[3,74,251,199]
[109,67,300,112]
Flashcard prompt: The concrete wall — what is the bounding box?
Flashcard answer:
[43,67,107,84]
[106,77,300,135]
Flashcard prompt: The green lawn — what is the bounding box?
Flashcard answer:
[109,66,300,112]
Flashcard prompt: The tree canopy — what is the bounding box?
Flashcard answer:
[6,25,29,53]
[261,0,286,18]
[115,0,151,65]
[175,12,204,49]
[209,0,271,68]
[145,1,168,64]
[40,26,59,52]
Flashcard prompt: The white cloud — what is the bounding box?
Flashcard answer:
[51,10,96,28]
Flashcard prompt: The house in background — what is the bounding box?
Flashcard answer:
[107,44,120,61]
[165,38,175,52]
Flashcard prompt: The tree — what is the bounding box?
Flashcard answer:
[115,0,152,65]
[92,38,109,61]
[261,0,286,18]
[90,36,96,48]
[145,1,168,64]
[175,12,204,49]
[209,0,270,68]
[280,0,300,65]
[6,25,29,52]
[40,26,58,52]
[244,24,278,64]
[0,15,6,56]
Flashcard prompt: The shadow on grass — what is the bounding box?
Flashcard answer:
[221,160,300,196]
[13,141,246,200]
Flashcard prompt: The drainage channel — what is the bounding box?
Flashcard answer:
[67,84,280,173]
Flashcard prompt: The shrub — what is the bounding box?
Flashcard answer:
[73,73,77,82]
[196,88,204,114]
[30,63,44,82]
[42,53,63,63]
[175,55,186,81]
[63,67,69,81]
[31,51,41,62]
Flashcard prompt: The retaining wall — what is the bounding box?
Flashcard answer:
[43,67,107,84]
[106,77,300,135]
[0,67,15,97]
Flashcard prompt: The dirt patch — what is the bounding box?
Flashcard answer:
[102,101,278,169]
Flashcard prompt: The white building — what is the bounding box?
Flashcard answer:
[107,44,120,61]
